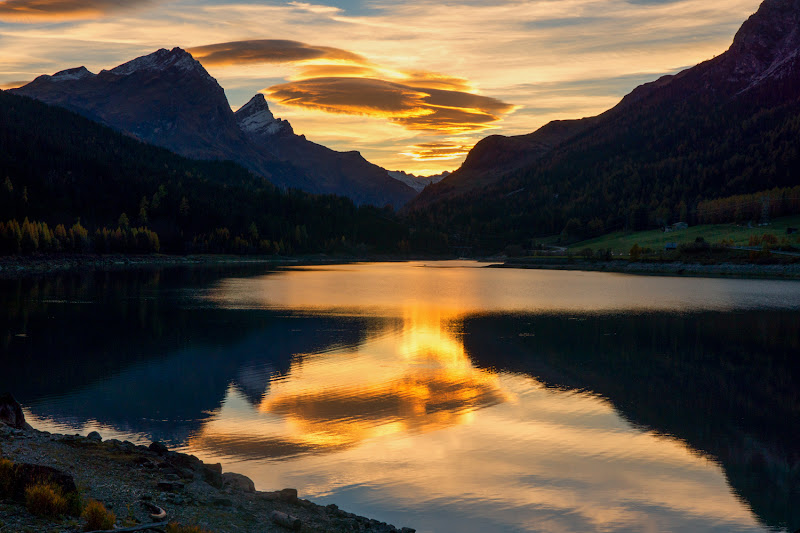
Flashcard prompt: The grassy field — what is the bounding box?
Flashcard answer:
[568,215,800,255]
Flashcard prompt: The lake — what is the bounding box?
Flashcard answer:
[2,261,799,532]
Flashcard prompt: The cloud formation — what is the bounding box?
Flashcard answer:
[403,142,472,161]
[265,77,515,134]
[0,0,147,22]
[189,38,515,136]
[188,39,367,66]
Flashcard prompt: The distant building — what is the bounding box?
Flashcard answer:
[665,242,678,251]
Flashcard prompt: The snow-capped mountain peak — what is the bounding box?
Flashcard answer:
[235,94,293,137]
[109,47,207,77]
[50,66,94,82]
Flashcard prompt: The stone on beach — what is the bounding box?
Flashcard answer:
[0,393,31,430]
[222,472,256,492]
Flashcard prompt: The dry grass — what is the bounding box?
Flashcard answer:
[0,457,14,497]
[25,481,67,517]
[82,499,116,531]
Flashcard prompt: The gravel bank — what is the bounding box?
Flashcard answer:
[0,424,414,533]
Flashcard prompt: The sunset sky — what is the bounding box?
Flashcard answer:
[0,0,763,174]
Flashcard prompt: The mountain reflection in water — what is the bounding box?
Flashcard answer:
[3,262,799,532]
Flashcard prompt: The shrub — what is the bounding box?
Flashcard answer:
[629,243,642,261]
[166,523,213,533]
[83,499,115,531]
[66,490,84,517]
[761,233,778,249]
[25,481,67,517]
[0,458,14,497]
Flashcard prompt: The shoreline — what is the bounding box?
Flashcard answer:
[491,258,800,280]
[0,421,414,533]
[0,253,447,279]
[2,253,800,281]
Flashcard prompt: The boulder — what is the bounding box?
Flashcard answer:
[0,393,31,430]
[278,488,298,503]
[202,462,223,489]
[149,441,169,454]
[12,463,77,499]
[270,510,301,531]
[222,472,255,493]
[86,431,102,442]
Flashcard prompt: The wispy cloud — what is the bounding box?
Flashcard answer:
[0,79,29,89]
[0,0,149,22]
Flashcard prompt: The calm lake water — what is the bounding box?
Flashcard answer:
[2,261,799,532]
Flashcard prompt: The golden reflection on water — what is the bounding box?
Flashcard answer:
[185,262,769,532]
[189,303,509,457]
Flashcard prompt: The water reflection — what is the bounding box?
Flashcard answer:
[189,306,508,458]
[3,263,800,532]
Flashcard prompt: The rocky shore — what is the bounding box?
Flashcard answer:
[493,259,800,280]
[0,400,414,533]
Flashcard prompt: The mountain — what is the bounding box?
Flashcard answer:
[387,170,450,193]
[12,48,415,208]
[0,89,410,254]
[410,119,591,207]
[235,94,417,207]
[14,48,263,164]
[408,0,800,246]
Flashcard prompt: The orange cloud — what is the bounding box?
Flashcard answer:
[293,63,377,80]
[265,77,515,135]
[190,39,515,135]
[401,71,473,92]
[266,77,431,117]
[403,142,472,161]
[0,0,148,22]
[188,39,367,67]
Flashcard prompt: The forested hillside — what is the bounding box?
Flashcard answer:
[409,98,800,250]
[407,0,800,252]
[0,90,426,255]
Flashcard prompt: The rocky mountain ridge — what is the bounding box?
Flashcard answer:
[387,170,450,192]
[13,48,416,208]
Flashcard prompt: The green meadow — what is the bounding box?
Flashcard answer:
[568,215,800,255]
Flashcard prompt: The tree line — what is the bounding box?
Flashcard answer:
[696,185,800,225]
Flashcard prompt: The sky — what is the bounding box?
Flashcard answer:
[0,0,764,174]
